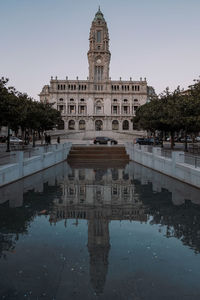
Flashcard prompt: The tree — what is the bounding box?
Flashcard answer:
[0,77,62,150]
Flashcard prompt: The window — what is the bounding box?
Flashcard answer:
[97,31,101,43]
[134,99,138,102]
[96,106,102,114]
[68,120,75,130]
[59,98,63,101]
[112,186,118,196]
[112,106,118,114]
[95,66,103,81]
[79,105,85,114]
[57,119,65,130]
[79,185,85,195]
[124,99,128,102]
[69,105,75,114]
[59,105,63,111]
[79,120,85,130]
[70,98,74,102]
[112,169,118,181]
[123,106,128,114]
[123,120,129,130]
[112,120,119,130]
[113,99,118,102]
[134,106,138,111]
[80,98,85,102]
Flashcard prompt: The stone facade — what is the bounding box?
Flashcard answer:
[40,8,148,138]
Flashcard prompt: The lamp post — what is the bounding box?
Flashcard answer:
[6,125,10,152]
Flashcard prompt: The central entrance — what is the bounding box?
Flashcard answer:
[95,120,103,131]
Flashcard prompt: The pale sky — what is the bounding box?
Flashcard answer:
[0,0,200,100]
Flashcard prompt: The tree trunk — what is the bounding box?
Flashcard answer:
[161,131,164,148]
[32,131,36,148]
[184,131,188,152]
[170,131,175,150]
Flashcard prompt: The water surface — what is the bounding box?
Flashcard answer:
[0,161,200,299]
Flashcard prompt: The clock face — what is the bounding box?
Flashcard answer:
[96,58,102,64]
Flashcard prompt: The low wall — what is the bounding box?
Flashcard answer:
[126,143,200,189]
[0,143,71,187]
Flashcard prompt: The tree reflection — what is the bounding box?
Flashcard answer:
[0,183,62,258]
[134,181,200,253]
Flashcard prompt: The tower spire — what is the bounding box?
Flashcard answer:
[88,8,111,81]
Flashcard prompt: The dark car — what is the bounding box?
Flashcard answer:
[135,137,161,145]
[135,137,146,145]
[93,137,118,145]
[0,136,7,143]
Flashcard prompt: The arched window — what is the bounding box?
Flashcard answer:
[134,99,138,102]
[79,120,85,130]
[95,120,103,131]
[70,98,74,102]
[95,100,103,114]
[68,120,75,130]
[59,98,63,101]
[57,119,65,130]
[112,120,119,130]
[123,120,129,130]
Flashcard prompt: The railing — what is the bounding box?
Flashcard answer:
[188,144,200,155]
[182,154,200,168]
[0,145,59,166]
[0,153,17,166]
[160,149,172,159]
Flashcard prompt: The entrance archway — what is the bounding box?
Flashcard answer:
[95,120,103,131]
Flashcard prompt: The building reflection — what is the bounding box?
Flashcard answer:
[49,167,147,294]
[1,161,200,293]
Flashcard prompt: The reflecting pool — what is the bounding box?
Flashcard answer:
[0,161,200,299]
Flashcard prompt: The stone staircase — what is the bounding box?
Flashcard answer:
[67,145,130,168]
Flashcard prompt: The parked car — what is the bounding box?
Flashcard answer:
[93,137,118,145]
[9,136,23,145]
[166,136,179,142]
[195,136,200,142]
[0,136,7,143]
[135,137,161,145]
[135,138,146,145]
[180,136,192,143]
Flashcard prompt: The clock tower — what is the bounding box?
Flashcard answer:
[87,7,111,82]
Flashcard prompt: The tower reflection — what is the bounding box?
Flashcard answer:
[49,166,147,294]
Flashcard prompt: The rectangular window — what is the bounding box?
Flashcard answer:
[113,106,118,114]
[124,106,128,114]
[80,106,85,114]
[69,105,75,114]
[97,31,101,43]
[95,66,103,81]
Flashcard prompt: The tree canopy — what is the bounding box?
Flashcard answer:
[133,80,200,149]
[0,77,62,135]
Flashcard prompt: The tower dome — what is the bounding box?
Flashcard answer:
[93,6,105,22]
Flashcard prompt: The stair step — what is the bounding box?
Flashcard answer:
[68,154,129,159]
[67,145,130,165]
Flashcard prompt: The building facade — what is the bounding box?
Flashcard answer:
[39,8,148,138]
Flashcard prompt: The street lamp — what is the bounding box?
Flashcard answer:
[6,125,10,152]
